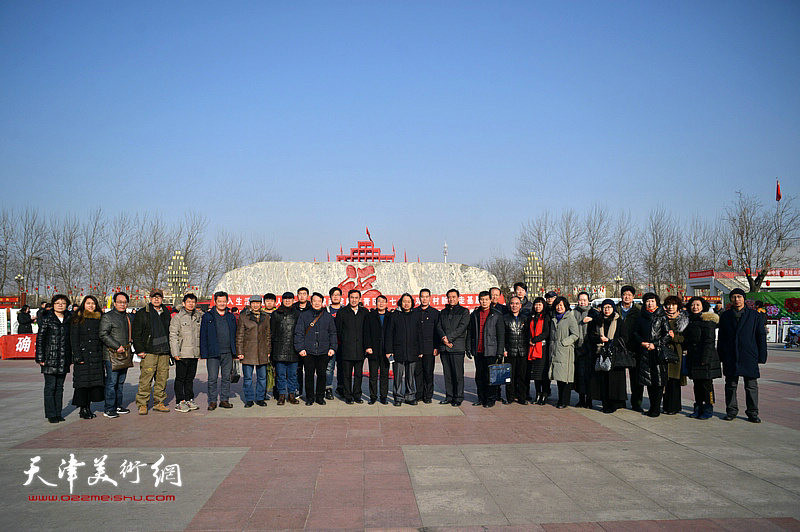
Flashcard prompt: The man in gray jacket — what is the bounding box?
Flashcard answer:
[170,293,203,413]
[99,292,133,418]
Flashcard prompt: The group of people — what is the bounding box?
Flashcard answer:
[34,281,768,423]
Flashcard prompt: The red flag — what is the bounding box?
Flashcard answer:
[417,256,420,262]
[404,250,407,262]
[777,179,782,202]
[366,226,372,242]
[340,245,343,255]
[327,250,330,262]
[392,244,395,254]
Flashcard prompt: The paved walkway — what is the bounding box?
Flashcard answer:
[2,346,799,530]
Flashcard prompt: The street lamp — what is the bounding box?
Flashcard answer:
[14,274,25,307]
[33,256,42,306]
[613,276,623,298]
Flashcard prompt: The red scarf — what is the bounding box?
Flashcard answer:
[528,315,544,360]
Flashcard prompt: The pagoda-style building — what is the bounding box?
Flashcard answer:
[336,230,396,262]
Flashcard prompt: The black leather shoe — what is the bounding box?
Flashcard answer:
[256,400,267,407]
[345,399,354,405]
[472,401,483,406]
[48,417,59,423]
[305,400,314,406]
[556,404,567,409]
[439,399,452,405]
[452,401,462,406]
[354,398,364,404]
[317,399,327,405]
[244,401,254,408]
[380,398,388,404]
[723,414,735,421]
[747,416,761,423]
[423,398,432,404]
[407,399,418,406]
[518,399,528,405]
[632,404,644,413]
[56,416,66,421]
[368,399,376,405]
[325,389,334,400]
[393,401,402,407]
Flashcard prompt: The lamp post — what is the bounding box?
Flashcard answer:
[613,276,623,298]
[14,274,26,307]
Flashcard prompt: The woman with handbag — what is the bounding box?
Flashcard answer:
[682,296,721,420]
[632,293,672,417]
[663,296,688,415]
[588,299,629,413]
[70,295,105,419]
[548,296,579,409]
[528,297,551,405]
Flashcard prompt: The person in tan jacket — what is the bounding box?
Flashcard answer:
[236,295,272,407]
[169,294,204,413]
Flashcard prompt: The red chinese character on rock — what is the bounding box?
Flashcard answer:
[339,265,381,300]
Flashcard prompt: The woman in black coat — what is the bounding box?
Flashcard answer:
[528,297,551,405]
[70,295,105,419]
[17,305,34,334]
[587,299,629,413]
[632,293,671,417]
[682,296,722,420]
[35,294,72,423]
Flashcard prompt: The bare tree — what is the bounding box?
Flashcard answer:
[583,203,612,292]
[478,248,522,299]
[516,211,553,288]
[12,208,48,294]
[105,212,136,293]
[81,207,106,296]
[180,210,209,285]
[137,213,181,292]
[724,191,800,291]
[610,209,639,294]
[555,208,585,296]
[0,208,14,294]
[246,234,281,264]
[47,213,82,300]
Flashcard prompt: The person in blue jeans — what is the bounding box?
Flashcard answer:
[271,293,300,405]
[235,295,271,407]
[200,292,238,410]
[98,292,133,418]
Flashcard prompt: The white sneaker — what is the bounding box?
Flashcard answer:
[186,400,200,410]
[175,401,190,413]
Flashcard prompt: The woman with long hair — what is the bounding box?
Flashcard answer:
[528,297,551,404]
[35,294,72,423]
[683,296,722,419]
[70,295,105,419]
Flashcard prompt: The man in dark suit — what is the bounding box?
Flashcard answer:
[335,289,368,404]
[364,295,391,404]
[467,291,505,408]
[718,288,768,423]
[414,289,440,404]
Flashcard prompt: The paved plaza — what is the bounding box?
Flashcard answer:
[1,345,799,531]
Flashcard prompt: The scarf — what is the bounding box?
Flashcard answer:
[528,313,545,360]
[149,305,170,354]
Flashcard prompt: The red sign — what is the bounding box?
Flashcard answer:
[0,333,36,359]
[223,294,484,311]
[688,270,715,279]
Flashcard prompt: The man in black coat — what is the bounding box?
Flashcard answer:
[132,289,172,415]
[385,294,421,406]
[335,290,368,404]
[414,289,440,404]
[718,288,768,423]
[513,282,534,318]
[490,287,507,315]
[618,285,643,411]
[435,289,470,406]
[467,291,505,408]
[364,295,391,404]
[292,287,312,398]
[17,305,34,334]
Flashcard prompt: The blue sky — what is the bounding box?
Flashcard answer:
[1,1,798,264]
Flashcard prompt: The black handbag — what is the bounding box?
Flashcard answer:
[657,345,679,364]
[610,339,636,369]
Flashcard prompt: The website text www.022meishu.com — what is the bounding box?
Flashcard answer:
[28,494,176,502]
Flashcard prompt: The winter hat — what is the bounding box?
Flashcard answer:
[729,288,746,298]
[249,295,262,303]
[601,299,616,311]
